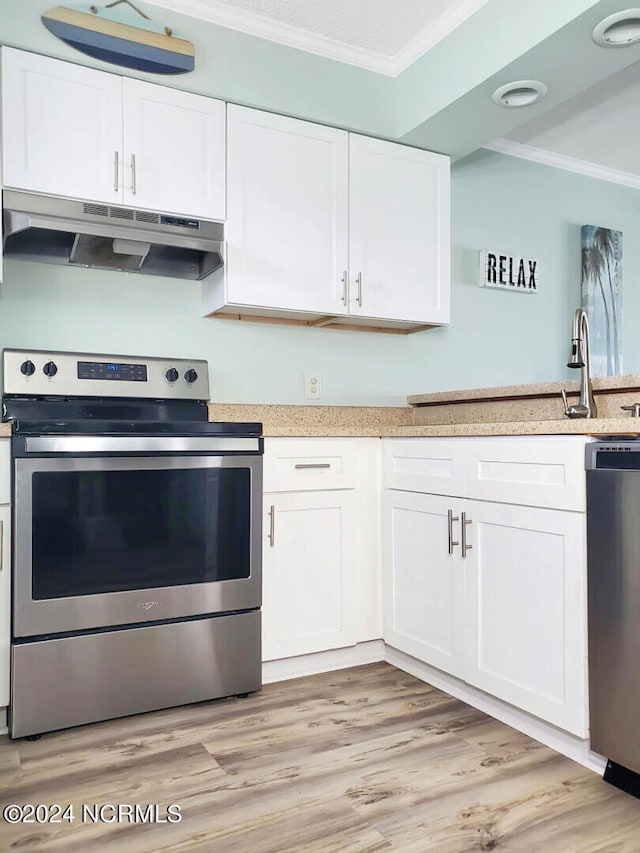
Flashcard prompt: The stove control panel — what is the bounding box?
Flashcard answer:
[3,349,210,400]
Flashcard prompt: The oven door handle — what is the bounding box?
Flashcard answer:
[23,436,261,454]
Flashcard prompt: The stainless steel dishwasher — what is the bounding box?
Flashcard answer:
[587,440,640,795]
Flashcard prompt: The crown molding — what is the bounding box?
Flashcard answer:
[140,0,490,77]
[484,138,640,190]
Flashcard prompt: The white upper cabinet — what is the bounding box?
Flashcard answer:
[349,134,450,324]
[204,105,450,330]
[223,105,349,315]
[122,78,225,220]
[2,48,122,205]
[2,48,225,220]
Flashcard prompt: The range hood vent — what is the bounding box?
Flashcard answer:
[2,190,224,281]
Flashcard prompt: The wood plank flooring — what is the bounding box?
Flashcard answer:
[0,662,638,851]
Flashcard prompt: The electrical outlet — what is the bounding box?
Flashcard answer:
[305,372,322,400]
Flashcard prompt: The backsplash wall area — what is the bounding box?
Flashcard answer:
[1,149,639,405]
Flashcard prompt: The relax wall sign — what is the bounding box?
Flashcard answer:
[478,250,539,293]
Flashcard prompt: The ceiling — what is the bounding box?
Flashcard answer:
[140,0,492,74]
[497,59,640,182]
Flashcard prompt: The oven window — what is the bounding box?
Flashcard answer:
[31,467,251,598]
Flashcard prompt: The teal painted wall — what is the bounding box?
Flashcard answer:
[2,150,639,405]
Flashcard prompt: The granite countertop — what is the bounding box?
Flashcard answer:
[408,375,640,406]
[207,403,640,438]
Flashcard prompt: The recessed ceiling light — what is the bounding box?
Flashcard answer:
[593,10,640,47]
[492,80,548,108]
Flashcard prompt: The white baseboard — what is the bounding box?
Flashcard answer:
[262,639,385,684]
[385,647,606,775]
[263,641,607,776]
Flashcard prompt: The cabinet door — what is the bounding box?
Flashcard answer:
[225,106,349,315]
[123,79,225,219]
[382,490,465,678]
[0,505,10,707]
[2,48,122,204]
[463,502,587,736]
[349,134,450,324]
[262,491,357,660]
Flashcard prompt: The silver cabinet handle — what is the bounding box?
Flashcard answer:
[341,270,348,305]
[356,272,363,307]
[294,463,331,470]
[131,153,137,195]
[447,509,459,555]
[461,512,473,558]
[0,520,3,571]
[268,504,275,547]
[113,150,119,192]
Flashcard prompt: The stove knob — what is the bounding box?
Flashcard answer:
[165,367,179,383]
[20,360,35,376]
[184,368,198,384]
[43,360,58,377]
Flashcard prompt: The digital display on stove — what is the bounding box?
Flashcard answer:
[77,361,148,381]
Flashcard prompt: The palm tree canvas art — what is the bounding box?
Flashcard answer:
[581,225,622,376]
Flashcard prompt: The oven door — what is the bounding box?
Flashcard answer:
[13,439,262,637]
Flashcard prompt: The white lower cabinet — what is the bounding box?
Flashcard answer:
[383,491,465,679]
[382,435,590,738]
[262,490,358,661]
[383,489,587,736]
[464,501,587,736]
[261,437,379,662]
[0,505,10,708]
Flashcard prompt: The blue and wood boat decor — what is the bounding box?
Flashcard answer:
[41,2,195,75]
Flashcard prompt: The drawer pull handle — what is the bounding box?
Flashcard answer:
[113,150,119,192]
[461,512,473,558]
[131,153,137,195]
[0,520,3,571]
[294,463,331,470]
[356,272,363,307]
[447,509,459,555]
[268,504,275,547]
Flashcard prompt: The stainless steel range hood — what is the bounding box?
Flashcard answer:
[2,190,224,280]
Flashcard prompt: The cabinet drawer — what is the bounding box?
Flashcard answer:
[382,438,466,496]
[0,441,9,505]
[264,438,357,492]
[464,438,590,511]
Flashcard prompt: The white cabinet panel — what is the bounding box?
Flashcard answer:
[383,490,465,678]
[122,79,225,219]
[262,491,357,660]
[0,441,9,505]
[383,438,466,496]
[0,505,10,708]
[349,134,450,324]
[464,438,588,511]
[2,48,122,204]
[224,106,349,315]
[464,502,587,736]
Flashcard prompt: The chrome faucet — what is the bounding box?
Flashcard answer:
[561,308,597,418]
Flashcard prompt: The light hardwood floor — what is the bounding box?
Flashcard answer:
[0,662,638,851]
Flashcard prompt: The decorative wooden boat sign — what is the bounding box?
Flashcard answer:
[41,2,195,74]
